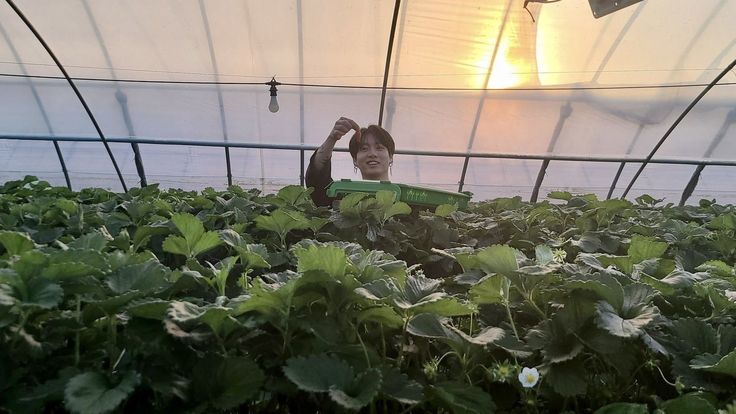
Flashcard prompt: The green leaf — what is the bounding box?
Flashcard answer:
[283,354,354,393]
[126,299,170,320]
[565,274,624,311]
[413,297,475,316]
[192,355,265,409]
[595,296,659,338]
[328,368,382,410]
[406,313,456,340]
[427,382,495,414]
[255,208,310,240]
[0,231,35,257]
[42,262,102,281]
[64,371,140,414]
[107,260,169,294]
[475,245,518,275]
[435,204,458,217]
[660,394,717,414]
[294,243,347,279]
[470,274,507,305]
[628,235,668,263]
[690,350,736,377]
[22,277,63,309]
[535,245,554,265]
[594,402,649,414]
[546,358,587,397]
[163,213,222,258]
[168,301,239,337]
[357,306,403,329]
[707,213,736,230]
[69,231,111,251]
[380,366,423,405]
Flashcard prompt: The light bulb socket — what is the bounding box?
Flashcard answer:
[266,76,281,96]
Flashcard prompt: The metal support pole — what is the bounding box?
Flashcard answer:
[621,56,736,199]
[0,20,71,190]
[378,0,401,126]
[530,102,573,202]
[6,0,127,192]
[679,108,736,205]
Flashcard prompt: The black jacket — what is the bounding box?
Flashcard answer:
[304,150,335,207]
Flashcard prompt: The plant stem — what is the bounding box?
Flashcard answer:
[504,299,520,341]
[75,295,81,367]
[398,315,410,366]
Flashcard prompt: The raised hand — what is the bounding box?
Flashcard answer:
[328,117,361,142]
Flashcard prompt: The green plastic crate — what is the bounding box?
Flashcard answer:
[326,179,472,209]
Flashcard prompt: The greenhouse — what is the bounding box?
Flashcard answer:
[1,0,736,413]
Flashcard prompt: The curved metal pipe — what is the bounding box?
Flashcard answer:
[620,56,736,199]
[80,0,147,188]
[198,0,232,187]
[0,19,71,190]
[378,0,401,126]
[5,0,127,191]
[458,0,514,193]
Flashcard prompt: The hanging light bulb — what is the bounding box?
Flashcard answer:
[265,76,281,113]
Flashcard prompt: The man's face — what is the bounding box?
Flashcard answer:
[355,132,392,180]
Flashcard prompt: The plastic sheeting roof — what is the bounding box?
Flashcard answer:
[1,0,735,204]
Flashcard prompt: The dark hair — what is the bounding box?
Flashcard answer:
[348,124,395,160]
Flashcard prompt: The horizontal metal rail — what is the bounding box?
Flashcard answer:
[3,134,736,167]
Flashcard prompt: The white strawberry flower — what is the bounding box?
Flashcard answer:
[518,367,540,388]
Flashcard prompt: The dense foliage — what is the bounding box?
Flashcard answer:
[1,175,735,413]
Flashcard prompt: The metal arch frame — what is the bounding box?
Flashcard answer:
[7,134,736,166]
[458,0,514,193]
[198,0,232,187]
[0,20,71,190]
[620,56,736,199]
[607,0,728,199]
[80,0,147,188]
[297,0,306,186]
[529,1,644,202]
[378,0,401,126]
[679,108,736,205]
[5,0,128,192]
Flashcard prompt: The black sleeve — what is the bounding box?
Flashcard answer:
[305,149,336,207]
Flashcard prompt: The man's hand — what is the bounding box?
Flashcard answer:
[328,117,361,142]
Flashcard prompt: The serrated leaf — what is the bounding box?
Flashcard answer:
[64,371,140,414]
[168,301,239,337]
[380,366,423,405]
[406,313,457,340]
[546,359,587,397]
[594,402,648,414]
[283,354,353,393]
[126,299,170,320]
[107,260,169,294]
[435,204,458,217]
[595,299,659,338]
[42,262,102,281]
[328,368,382,410]
[192,355,265,409]
[535,245,554,265]
[0,231,35,257]
[357,306,403,329]
[628,235,668,263]
[565,274,624,311]
[690,350,736,377]
[69,231,110,251]
[294,243,347,279]
[660,394,717,414]
[412,297,475,316]
[255,208,310,239]
[470,274,507,305]
[22,277,63,309]
[428,382,495,414]
[475,245,518,275]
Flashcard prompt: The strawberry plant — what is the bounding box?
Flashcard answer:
[0,176,735,413]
